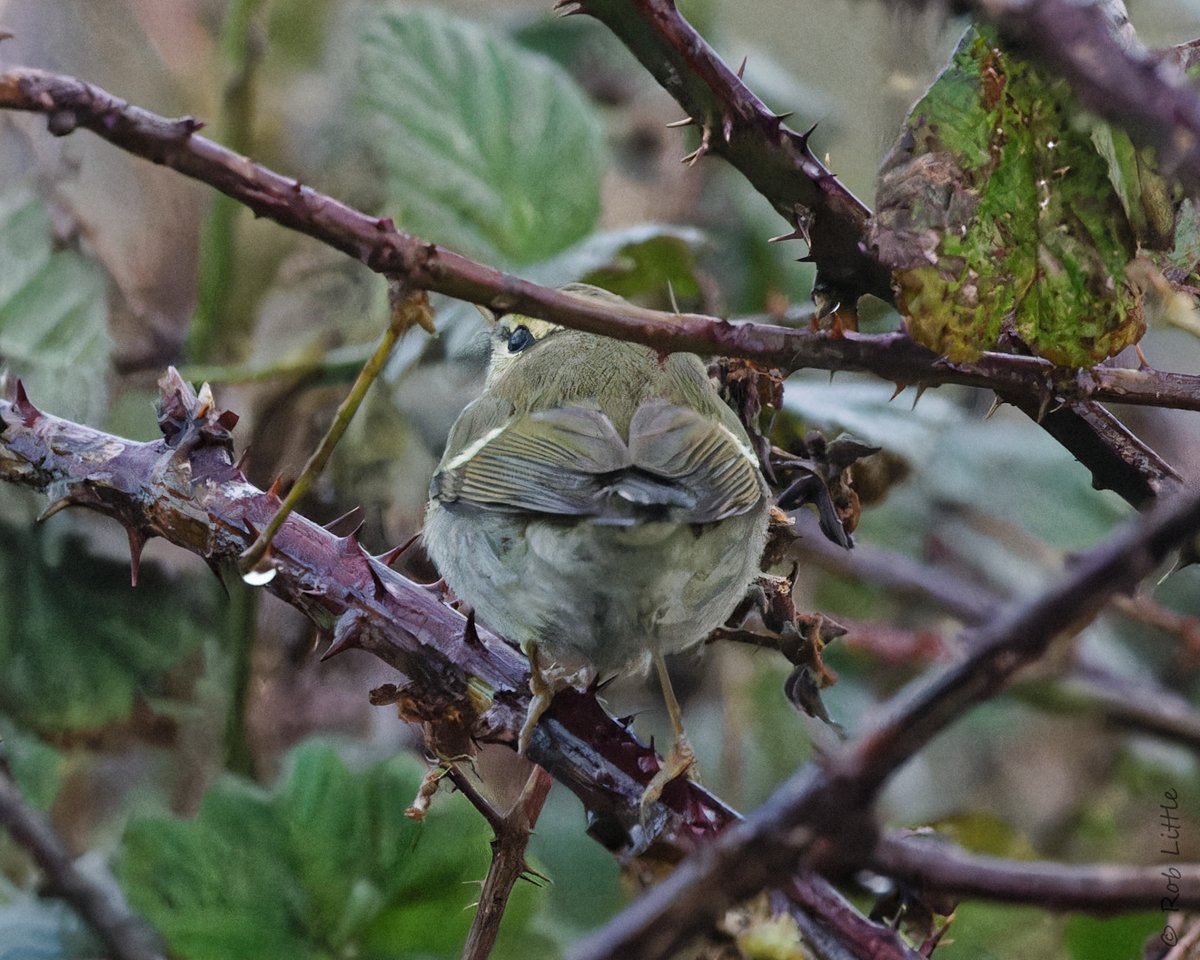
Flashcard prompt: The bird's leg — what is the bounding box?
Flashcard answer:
[518,640,554,756]
[640,651,698,815]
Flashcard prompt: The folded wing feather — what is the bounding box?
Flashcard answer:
[431,400,762,523]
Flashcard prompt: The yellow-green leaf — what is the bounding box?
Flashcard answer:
[871,26,1145,367]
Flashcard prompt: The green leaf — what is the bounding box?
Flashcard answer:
[782,372,963,463]
[119,742,530,960]
[1064,912,1160,960]
[384,225,708,389]
[872,25,1144,366]
[355,8,604,266]
[0,719,64,811]
[921,417,1129,551]
[541,224,707,301]
[1091,125,1176,251]
[926,903,1061,959]
[0,525,211,733]
[0,187,113,423]
[1162,197,1200,282]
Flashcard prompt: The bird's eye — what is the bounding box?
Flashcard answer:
[506,325,535,353]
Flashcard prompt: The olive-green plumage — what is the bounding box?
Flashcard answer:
[424,284,770,687]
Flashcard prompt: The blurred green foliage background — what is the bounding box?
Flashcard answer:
[2,1,1200,957]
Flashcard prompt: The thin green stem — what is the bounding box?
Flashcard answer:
[221,579,258,777]
[180,341,374,387]
[239,293,433,571]
[187,0,270,362]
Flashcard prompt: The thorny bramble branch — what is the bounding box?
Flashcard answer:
[873,831,1200,913]
[5,373,1200,956]
[562,0,893,310]
[0,65,1192,411]
[0,375,920,960]
[571,481,1200,960]
[4,3,1200,954]
[453,765,553,960]
[564,0,1190,508]
[0,66,1193,508]
[0,763,166,960]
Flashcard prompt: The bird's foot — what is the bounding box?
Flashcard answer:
[518,641,576,756]
[639,733,698,820]
[517,684,553,757]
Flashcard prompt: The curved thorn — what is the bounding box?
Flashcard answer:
[13,380,41,425]
[681,126,712,166]
[366,559,388,601]
[322,614,362,661]
[323,506,364,533]
[378,531,422,568]
[1036,390,1054,423]
[769,228,806,244]
[37,496,74,522]
[126,526,146,587]
[463,607,483,647]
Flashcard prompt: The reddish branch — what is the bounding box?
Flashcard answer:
[1,68,1196,412]
[790,507,1200,752]
[567,0,892,309]
[0,766,166,960]
[0,67,1194,507]
[3,19,1200,951]
[0,375,918,960]
[873,831,1200,913]
[571,482,1200,960]
[449,766,553,960]
[0,373,681,850]
[566,0,1190,508]
[6,376,1200,956]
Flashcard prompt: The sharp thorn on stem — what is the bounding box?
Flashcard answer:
[378,531,422,568]
[126,527,146,587]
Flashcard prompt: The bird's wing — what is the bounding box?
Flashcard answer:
[432,397,764,523]
[626,398,765,523]
[430,403,633,516]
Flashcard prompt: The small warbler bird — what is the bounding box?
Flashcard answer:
[424,284,770,801]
